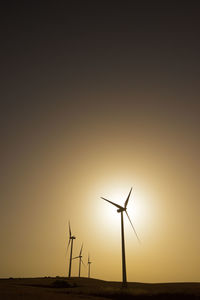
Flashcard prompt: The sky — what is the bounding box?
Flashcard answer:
[0,2,200,282]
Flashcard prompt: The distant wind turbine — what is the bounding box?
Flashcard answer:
[67,222,76,278]
[73,243,85,277]
[101,187,140,287]
[87,254,92,278]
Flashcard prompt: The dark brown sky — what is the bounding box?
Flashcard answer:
[0,2,200,281]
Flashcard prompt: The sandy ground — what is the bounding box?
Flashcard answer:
[1,277,200,299]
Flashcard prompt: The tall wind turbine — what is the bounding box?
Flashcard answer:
[67,222,76,278]
[101,187,140,287]
[87,254,92,278]
[73,243,85,277]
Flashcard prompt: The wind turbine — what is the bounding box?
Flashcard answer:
[66,222,76,278]
[73,243,85,277]
[87,254,92,278]
[101,187,140,287]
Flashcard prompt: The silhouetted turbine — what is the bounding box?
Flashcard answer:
[67,222,76,278]
[73,243,85,277]
[87,254,92,278]
[101,187,140,287]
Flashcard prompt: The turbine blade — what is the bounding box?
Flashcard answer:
[125,211,141,243]
[101,197,123,209]
[65,247,68,258]
[124,187,132,208]
[80,243,83,256]
[81,259,86,267]
[72,256,79,260]
[65,239,71,256]
[68,221,72,238]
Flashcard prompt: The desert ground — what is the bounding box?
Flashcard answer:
[0,277,200,299]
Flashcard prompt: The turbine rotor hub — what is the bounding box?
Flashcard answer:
[117,207,125,213]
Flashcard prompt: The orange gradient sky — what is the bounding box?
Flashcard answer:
[1,2,200,282]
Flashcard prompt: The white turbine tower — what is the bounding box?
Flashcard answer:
[101,187,140,287]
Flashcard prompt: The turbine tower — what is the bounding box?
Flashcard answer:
[73,243,85,277]
[87,254,92,278]
[101,187,140,287]
[67,222,76,278]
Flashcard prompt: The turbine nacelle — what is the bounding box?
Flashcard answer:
[75,254,82,259]
[88,254,92,265]
[117,207,126,213]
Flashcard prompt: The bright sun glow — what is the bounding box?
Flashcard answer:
[94,180,152,238]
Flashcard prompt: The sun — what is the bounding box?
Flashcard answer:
[95,181,150,236]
